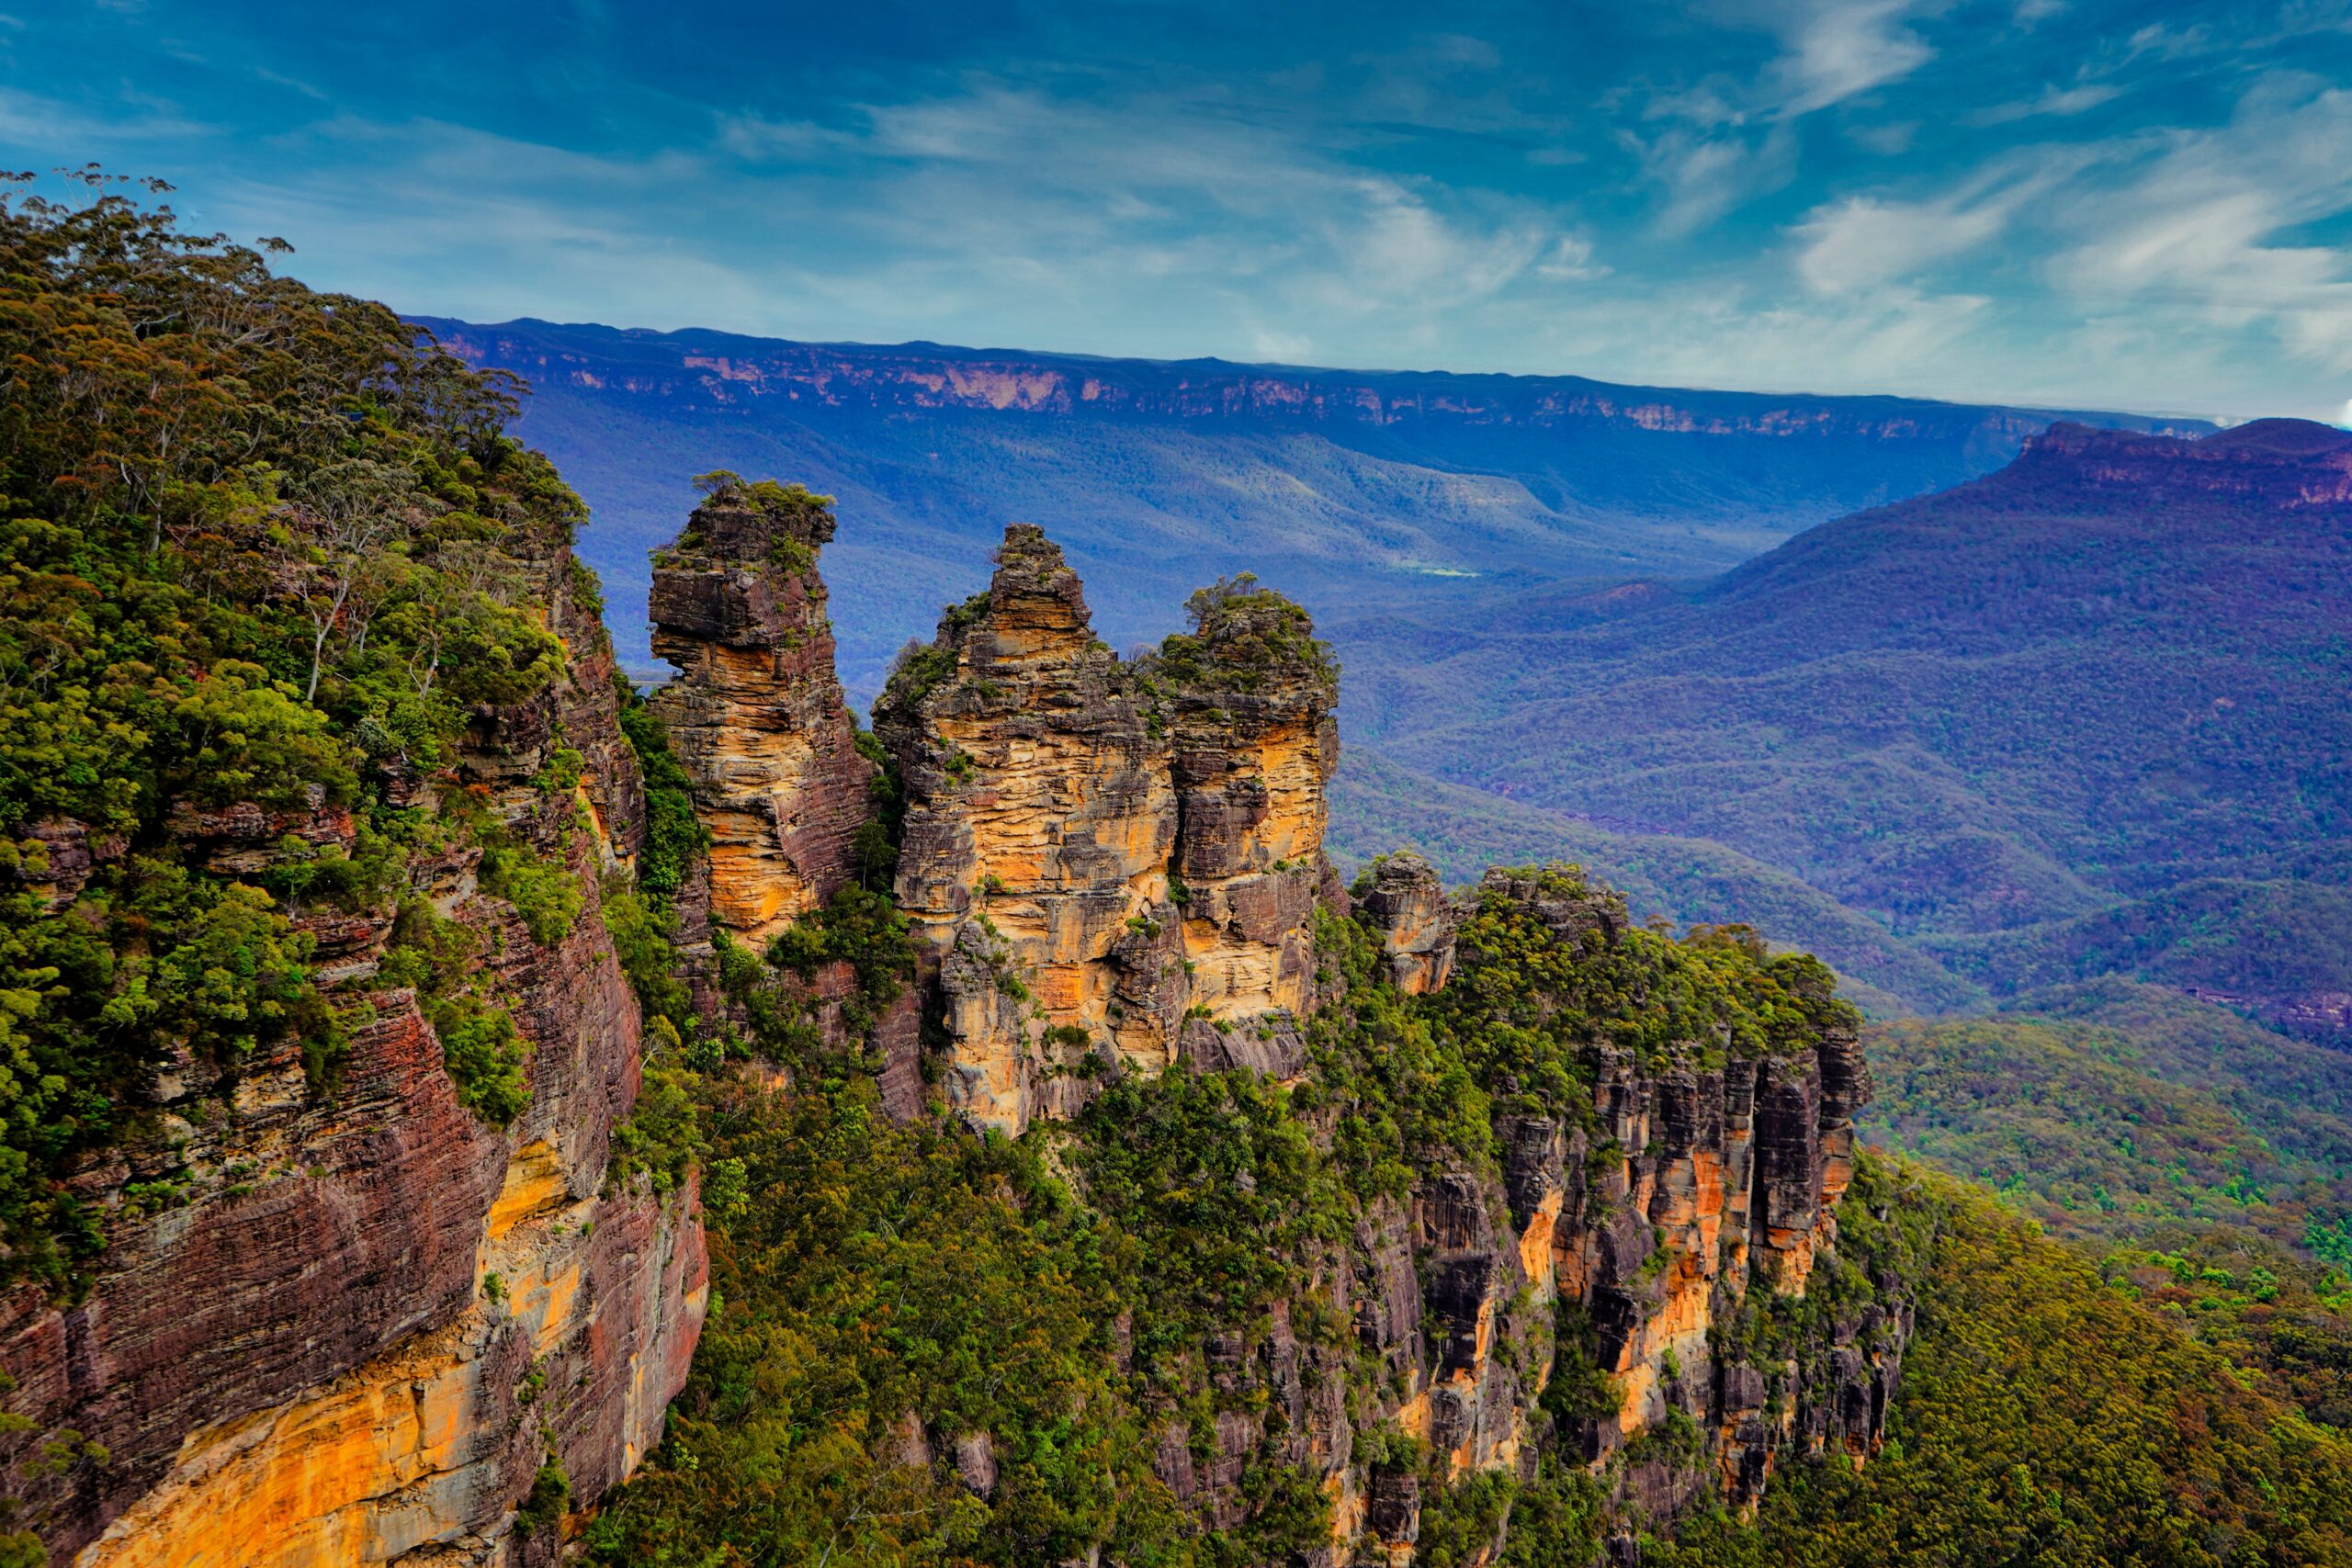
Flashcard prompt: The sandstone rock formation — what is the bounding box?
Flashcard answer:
[1249,866,1905,1557]
[872,527,1340,1132]
[0,538,706,1565]
[645,479,925,1116]
[1356,851,1456,995]
[648,479,873,947]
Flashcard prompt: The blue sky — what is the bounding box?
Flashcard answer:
[7,0,2352,419]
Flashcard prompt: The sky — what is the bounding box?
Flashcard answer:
[6,0,2352,421]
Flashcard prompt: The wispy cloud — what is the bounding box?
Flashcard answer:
[2048,83,2352,367]
[1968,80,2124,124]
[13,0,2352,419]
[1766,0,1939,116]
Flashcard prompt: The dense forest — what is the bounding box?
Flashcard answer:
[1330,417,2352,1030]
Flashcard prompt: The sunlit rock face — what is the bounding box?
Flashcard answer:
[2,541,705,1567]
[649,482,874,947]
[1357,850,1456,995]
[874,525,1340,1133]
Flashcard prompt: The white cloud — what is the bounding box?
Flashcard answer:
[1793,192,2011,294]
[2049,85,2352,369]
[1535,235,1607,281]
[1969,81,2124,125]
[1767,0,1937,116]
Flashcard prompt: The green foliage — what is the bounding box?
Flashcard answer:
[694,469,835,517]
[479,840,582,947]
[602,886,692,1037]
[1655,1163,2352,1568]
[583,1077,1178,1568]
[1073,1069,1349,1348]
[425,993,531,1126]
[1860,982,2352,1430]
[163,661,358,810]
[515,1456,571,1538]
[608,1066,705,1196]
[1866,1009,2352,1256]
[593,868,1889,1563]
[2100,1231,2352,1431]
[876,592,989,718]
[617,694,706,902]
[0,174,599,1285]
[1152,572,1338,699]
[764,886,914,1034]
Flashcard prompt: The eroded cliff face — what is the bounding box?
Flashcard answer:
[644,480,924,1117]
[868,527,1339,1132]
[0,542,706,1565]
[1138,859,1908,1564]
[648,482,873,947]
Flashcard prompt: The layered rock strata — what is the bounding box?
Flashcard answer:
[1179,868,1904,1562]
[648,481,873,947]
[0,539,706,1564]
[1357,851,1456,995]
[645,481,924,1116]
[871,527,1340,1132]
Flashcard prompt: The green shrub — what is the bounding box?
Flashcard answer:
[480,843,582,947]
[427,994,531,1125]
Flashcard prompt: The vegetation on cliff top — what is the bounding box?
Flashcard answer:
[0,174,597,1288]
[1657,1167,2352,1568]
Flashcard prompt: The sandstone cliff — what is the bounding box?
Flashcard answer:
[1117,857,1907,1562]
[647,478,873,949]
[869,527,1339,1132]
[644,478,923,1116]
[0,537,706,1565]
[632,502,1907,1560]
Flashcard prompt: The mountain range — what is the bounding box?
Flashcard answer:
[430,318,2345,1033]
[9,188,2351,1565]
[419,317,2205,696]
[1339,419,2352,1028]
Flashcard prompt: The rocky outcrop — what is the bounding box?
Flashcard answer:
[872,528,1339,1132]
[0,538,705,1564]
[1153,868,1906,1560]
[645,480,930,1117]
[1163,573,1340,1024]
[649,479,873,946]
[1357,851,1455,995]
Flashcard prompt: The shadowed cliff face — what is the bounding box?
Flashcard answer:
[0,540,707,1567]
[1306,863,1898,1554]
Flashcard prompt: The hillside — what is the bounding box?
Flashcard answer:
[418,316,2200,695]
[1344,422,2352,1025]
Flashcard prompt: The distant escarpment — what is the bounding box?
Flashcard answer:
[633,488,1909,1561]
[421,314,2210,712]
